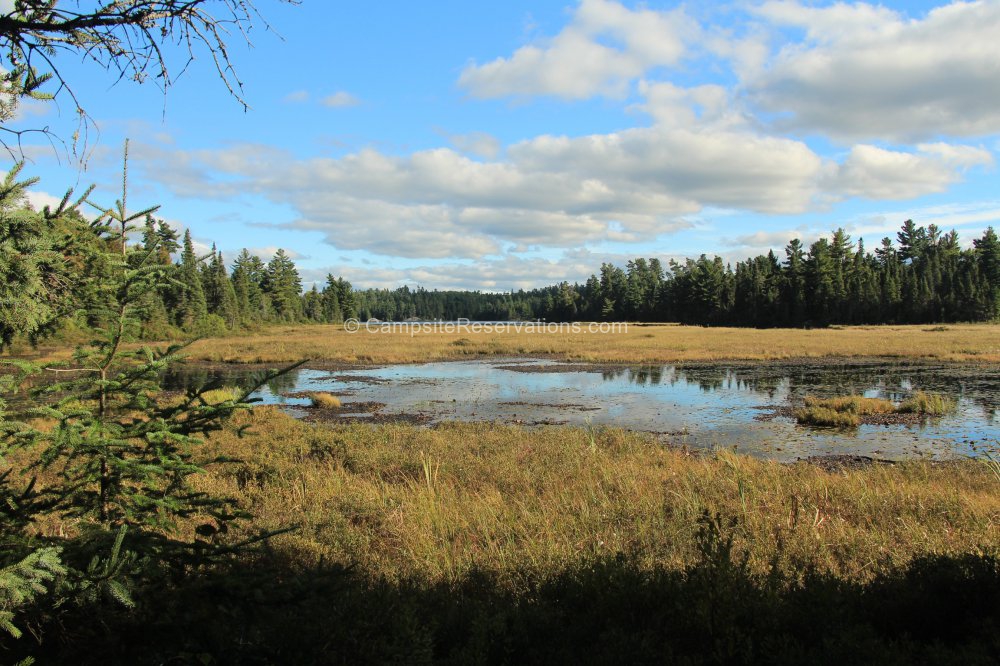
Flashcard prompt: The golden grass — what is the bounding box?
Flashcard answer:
[200,386,242,405]
[173,322,1000,365]
[794,405,861,427]
[309,392,341,409]
[12,322,1000,366]
[796,392,956,427]
[899,390,956,415]
[184,407,999,586]
[804,395,897,415]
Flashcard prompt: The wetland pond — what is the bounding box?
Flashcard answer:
[168,359,1000,461]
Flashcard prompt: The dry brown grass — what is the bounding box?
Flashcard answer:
[189,407,1000,585]
[175,322,1000,365]
[309,392,341,409]
[12,322,1000,366]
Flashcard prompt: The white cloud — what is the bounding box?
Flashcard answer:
[829,143,993,200]
[135,119,990,261]
[321,91,361,108]
[458,0,693,100]
[301,249,642,292]
[749,1,1000,141]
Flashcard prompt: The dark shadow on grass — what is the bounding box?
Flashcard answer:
[8,547,999,664]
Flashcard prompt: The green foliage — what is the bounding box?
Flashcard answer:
[0,547,65,639]
[0,163,97,347]
[0,151,298,652]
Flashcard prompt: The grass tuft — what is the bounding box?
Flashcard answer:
[796,391,956,426]
[803,395,896,415]
[200,386,241,405]
[794,405,860,427]
[898,391,955,415]
[309,392,342,409]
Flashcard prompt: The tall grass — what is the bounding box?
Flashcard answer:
[189,408,999,585]
[9,407,1000,662]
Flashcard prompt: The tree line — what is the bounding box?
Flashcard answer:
[354,222,1000,326]
[5,188,1000,348]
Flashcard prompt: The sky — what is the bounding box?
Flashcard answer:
[4,0,1000,291]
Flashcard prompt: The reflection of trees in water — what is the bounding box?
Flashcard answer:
[162,366,302,395]
[265,370,301,395]
[598,363,1000,415]
[601,366,666,386]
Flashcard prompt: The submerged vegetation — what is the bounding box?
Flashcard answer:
[795,391,957,427]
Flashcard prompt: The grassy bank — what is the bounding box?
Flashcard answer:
[182,322,1000,365]
[8,407,1000,662]
[195,408,998,582]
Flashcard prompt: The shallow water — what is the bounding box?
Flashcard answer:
[165,359,1000,461]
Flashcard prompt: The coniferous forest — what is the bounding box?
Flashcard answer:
[6,176,999,349]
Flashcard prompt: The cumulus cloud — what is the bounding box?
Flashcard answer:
[135,117,990,262]
[749,1,1000,141]
[459,0,693,99]
[829,143,993,200]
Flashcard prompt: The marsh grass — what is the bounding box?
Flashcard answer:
[159,322,1000,365]
[796,391,957,427]
[189,408,999,585]
[9,406,1000,662]
[199,386,241,405]
[793,405,861,427]
[898,390,956,415]
[309,392,342,409]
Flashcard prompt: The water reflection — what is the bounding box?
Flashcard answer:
[160,359,1000,461]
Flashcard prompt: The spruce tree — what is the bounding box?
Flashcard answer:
[178,229,208,329]
[262,249,303,321]
[1,148,294,642]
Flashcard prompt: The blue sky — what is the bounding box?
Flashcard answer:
[4,0,1000,290]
